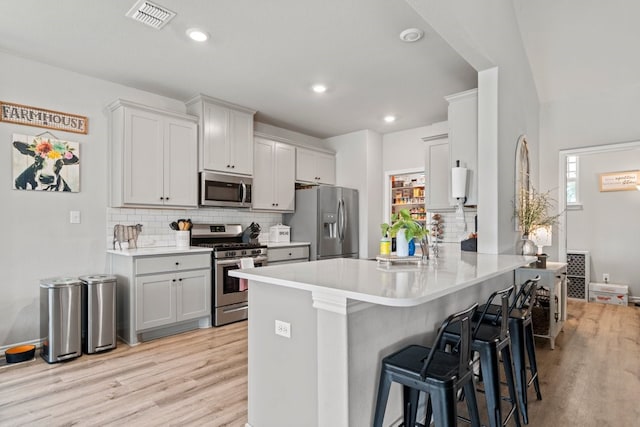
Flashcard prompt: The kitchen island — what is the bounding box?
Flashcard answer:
[231,249,535,427]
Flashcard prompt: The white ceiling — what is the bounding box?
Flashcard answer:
[0,0,478,139]
[513,0,640,104]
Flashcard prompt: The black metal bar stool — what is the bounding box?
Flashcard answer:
[373,303,481,427]
[440,285,521,427]
[475,277,542,424]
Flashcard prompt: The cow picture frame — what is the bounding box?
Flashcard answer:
[11,133,80,192]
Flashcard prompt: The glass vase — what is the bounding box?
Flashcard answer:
[396,229,409,257]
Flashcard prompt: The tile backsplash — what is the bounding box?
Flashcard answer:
[427,208,477,243]
[107,207,283,249]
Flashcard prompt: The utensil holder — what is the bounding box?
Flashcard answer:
[176,231,190,248]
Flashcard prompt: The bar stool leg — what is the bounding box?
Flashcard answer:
[477,344,502,427]
[430,385,457,427]
[463,380,482,427]
[403,386,420,427]
[373,370,392,427]
[509,319,529,424]
[501,345,522,427]
[525,321,542,400]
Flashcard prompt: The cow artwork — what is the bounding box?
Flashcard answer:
[12,134,80,192]
[113,224,143,250]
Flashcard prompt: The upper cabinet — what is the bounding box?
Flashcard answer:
[425,137,452,210]
[186,94,256,176]
[445,89,478,206]
[296,147,336,185]
[109,100,198,208]
[253,137,295,212]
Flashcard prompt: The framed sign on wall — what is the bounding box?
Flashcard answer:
[599,170,639,192]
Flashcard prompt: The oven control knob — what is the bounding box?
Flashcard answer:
[227,251,235,257]
[241,250,247,255]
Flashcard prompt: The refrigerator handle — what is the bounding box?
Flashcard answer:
[341,199,347,241]
[338,199,346,242]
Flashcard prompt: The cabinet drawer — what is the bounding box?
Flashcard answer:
[268,246,310,263]
[136,254,210,275]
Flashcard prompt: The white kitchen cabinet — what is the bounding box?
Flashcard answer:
[516,262,567,350]
[253,137,295,211]
[109,99,198,208]
[109,250,211,345]
[296,147,336,185]
[186,94,256,176]
[425,137,452,210]
[446,89,478,206]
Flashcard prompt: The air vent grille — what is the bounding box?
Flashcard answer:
[126,0,176,29]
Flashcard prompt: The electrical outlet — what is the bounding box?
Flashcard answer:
[69,210,81,224]
[603,273,610,283]
[275,320,291,338]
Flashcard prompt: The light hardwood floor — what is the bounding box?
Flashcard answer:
[1,301,638,426]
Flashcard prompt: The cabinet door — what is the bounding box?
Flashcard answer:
[447,89,478,205]
[274,142,296,210]
[252,138,276,209]
[123,108,165,205]
[164,118,198,207]
[296,147,318,182]
[316,151,336,185]
[426,138,452,209]
[176,269,211,321]
[136,273,176,330]
[228,110,254,175]
[202,102,230,172]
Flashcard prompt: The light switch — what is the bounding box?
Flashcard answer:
[70,210,81,224]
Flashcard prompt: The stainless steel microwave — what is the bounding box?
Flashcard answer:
[200,172,252,208]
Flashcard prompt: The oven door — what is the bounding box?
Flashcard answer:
[215,256,267,308]
[200,172,252,208]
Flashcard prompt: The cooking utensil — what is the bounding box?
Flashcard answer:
[170,222,179,230]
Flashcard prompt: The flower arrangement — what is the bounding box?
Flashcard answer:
[29,137,76,160]
[514,186,561,236]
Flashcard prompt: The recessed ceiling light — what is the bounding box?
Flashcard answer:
[312,84,327,94]
[399,28,424,43]
[186,28,209,42]
[384,115,396,123]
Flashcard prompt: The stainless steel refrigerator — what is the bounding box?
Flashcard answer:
[284,186,359,260]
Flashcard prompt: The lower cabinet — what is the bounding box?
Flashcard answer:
[136,269,210,330]
[268,245,310,265]
[109,251,211,345]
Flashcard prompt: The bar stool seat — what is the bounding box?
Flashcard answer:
[373,303,481,427]
[441,286,521,427]
[475,277,542,424]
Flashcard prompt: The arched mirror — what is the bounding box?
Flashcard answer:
[515,135,530,231]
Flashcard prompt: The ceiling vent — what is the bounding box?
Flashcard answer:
[126,0,176,30]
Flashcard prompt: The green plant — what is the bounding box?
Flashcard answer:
[514,186,561,235]
[381,209,428,240]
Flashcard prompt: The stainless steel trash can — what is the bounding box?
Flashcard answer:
[80,275,117,354]
[40,277,82,363]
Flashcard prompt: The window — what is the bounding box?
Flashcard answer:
[566,155,579,204]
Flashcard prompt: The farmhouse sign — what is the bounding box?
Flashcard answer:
[599,170,639,192]
[1,101,88,135]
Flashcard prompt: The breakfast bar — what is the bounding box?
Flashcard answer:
[231,249,535,427]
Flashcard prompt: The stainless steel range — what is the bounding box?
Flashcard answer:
[191,224,267,326]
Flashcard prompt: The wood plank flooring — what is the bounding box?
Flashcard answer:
[0,301,638,426]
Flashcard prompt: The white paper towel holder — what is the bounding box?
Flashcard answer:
[452,160,467,205]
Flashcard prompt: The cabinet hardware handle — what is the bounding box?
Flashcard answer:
[179,278,183,281]
[172,279,176,282]
[227,164,231,168]
[232,165,235,168]
[175,262,179,266]
[160,197,164,200]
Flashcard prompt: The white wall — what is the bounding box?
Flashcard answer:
[0,51,282,348]
[381,122,447,172]
[539,88,640,297]
[325,130,383,259]
[409,0,540,254]
[566,149,640,295]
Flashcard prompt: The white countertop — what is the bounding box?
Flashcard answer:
[231,249,536,307]
[107,246,212,257]
[266,241,311,248]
